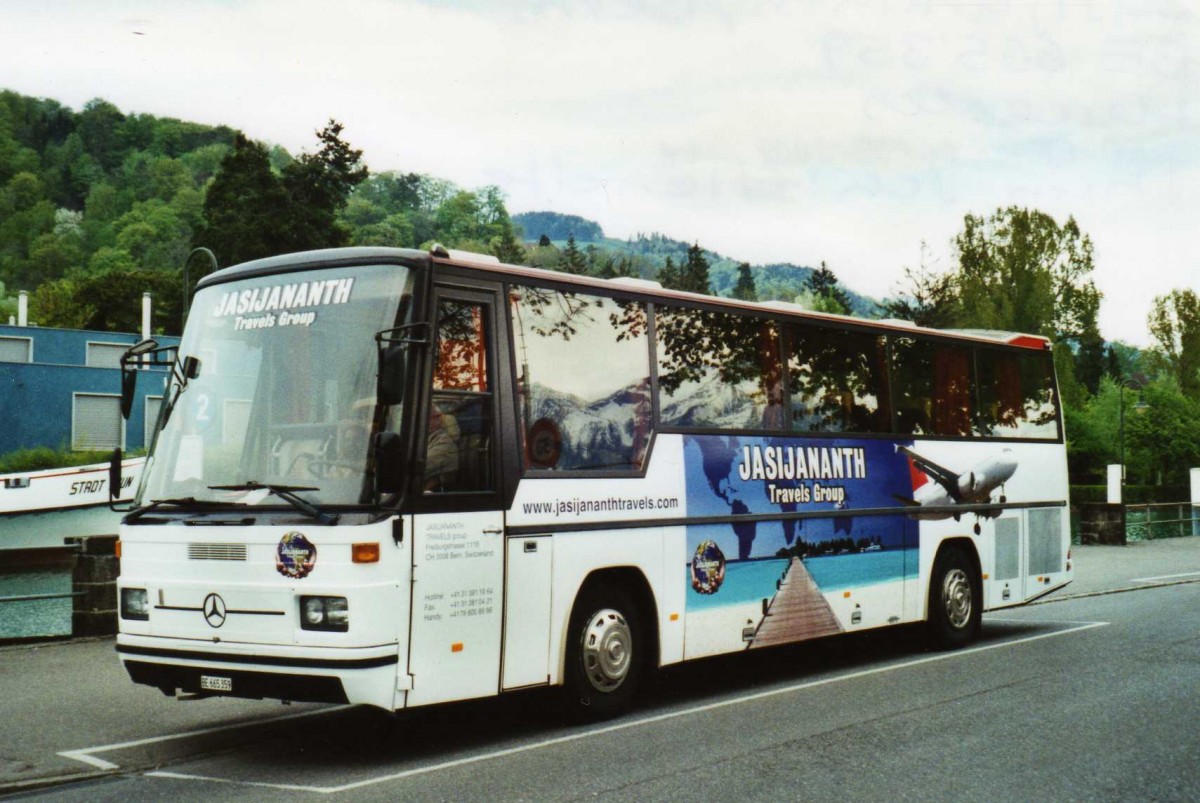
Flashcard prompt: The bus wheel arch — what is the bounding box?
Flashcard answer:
[927,538,982,649]
[560,567,658,720]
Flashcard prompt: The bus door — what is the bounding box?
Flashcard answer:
[406,285,506,707]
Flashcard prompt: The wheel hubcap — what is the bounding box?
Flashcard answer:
[581,608,632,693]
[942,568,972,629]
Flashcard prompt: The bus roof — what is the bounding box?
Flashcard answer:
[197,246,1051,351]
[432,248,1053,351]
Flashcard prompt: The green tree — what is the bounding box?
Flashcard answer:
[731,262,757,301]
[76,98,126,171]
[279,119,368,251]
[351,213,415,248]
[804,261,851,314]
[1147,288,1200,399]
[113,199,191,271]
[561,234,587,274]
[27,231,82,282]
[199,133,291,265]
[491,224,526,264]
[29,277,94,329]
[878,245,958,328]
[954,207,1100,342]
[657,255,681,290]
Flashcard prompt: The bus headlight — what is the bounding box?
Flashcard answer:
[121,588,150,620]
[300,596,349,632]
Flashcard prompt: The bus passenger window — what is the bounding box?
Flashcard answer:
[975,348,1059,440]
[788,325,889,434]
[509,286,651,472]
[890,337,973,437]
[656,307,783,431]
[424,299,493,493]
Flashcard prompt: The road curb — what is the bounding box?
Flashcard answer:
[1030,577,1200,606]
[0,768,114,797]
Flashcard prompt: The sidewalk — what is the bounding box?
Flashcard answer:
[1043,535,1200,600]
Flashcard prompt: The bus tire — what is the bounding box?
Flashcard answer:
[927,545,981,650]
[562,584,644,721]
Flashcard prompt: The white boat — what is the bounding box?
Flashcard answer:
[0,458,143,551]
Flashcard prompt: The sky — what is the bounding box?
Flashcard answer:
[2,0,1196,346]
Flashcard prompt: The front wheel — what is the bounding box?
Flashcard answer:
[562,585,645,721]
[927,546,981,650]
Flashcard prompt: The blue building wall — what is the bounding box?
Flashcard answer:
[0,325,181,458]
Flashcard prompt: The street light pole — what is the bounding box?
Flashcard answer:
[1117,377,1148,494]
[182,247,219,332]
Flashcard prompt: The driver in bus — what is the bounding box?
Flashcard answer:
[423,404,459,492]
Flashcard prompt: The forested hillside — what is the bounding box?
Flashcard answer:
[0,90,866,336]
[512,212,877,315]
[5,90,1200,489]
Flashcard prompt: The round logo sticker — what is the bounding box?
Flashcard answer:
[690,540,726,595]
[276,531,317,579]
[527,418,562,469]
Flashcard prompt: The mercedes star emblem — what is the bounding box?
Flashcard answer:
[203,593,227,628]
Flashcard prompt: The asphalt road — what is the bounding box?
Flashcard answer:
[3,541,1199,801]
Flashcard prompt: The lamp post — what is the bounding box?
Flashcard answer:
[182,247,219,332]
[1117,377,1149,494]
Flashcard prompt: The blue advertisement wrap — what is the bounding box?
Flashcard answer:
[682,435,922,653]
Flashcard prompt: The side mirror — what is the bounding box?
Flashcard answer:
[182,355,201,380]
[108,448,122,502]
[374,431,404,495]
[377,345,407,406]
[118,338,158,420]
[120,370,137,419]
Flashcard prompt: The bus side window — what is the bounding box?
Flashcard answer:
[788,324,889,434]
[424,299,494,493]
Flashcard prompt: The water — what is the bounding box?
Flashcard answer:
[0,568,73,639]
[686,548,920,611]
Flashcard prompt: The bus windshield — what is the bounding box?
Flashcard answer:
[137,263,414,509]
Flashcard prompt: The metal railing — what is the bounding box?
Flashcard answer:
[1125,503,1200,541]
[0,591,82,604]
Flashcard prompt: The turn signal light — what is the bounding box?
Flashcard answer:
[352,542,380,563]
[115,540,122,559]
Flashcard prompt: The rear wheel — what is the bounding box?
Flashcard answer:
[562,584,645,721]
[928,546,981,649]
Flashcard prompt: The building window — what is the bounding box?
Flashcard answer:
[73,393,124,451]
[86,342,129,369]
[0,336,32,363]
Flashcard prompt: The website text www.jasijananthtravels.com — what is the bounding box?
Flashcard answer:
[521,496,681,518]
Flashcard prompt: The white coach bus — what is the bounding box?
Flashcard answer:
[114,246,1072,718]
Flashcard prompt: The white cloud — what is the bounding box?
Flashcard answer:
[1,0,1196,345]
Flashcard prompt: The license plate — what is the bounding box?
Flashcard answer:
[200,674,232,692]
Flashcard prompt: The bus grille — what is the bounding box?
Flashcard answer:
[187,543,248,561]
[994,518,1020,580]
[1028,508,1063,575]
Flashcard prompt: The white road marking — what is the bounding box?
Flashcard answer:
[124,620,1110,795]
[57,706,345,771]
[1130,571,1200,584]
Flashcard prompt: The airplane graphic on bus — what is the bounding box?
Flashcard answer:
[895,445,1018,534]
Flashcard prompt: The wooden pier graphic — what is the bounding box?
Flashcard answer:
[748,557,842,649]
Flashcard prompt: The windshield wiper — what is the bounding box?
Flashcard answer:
[125,496,245,523]
[207,482,339,525]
